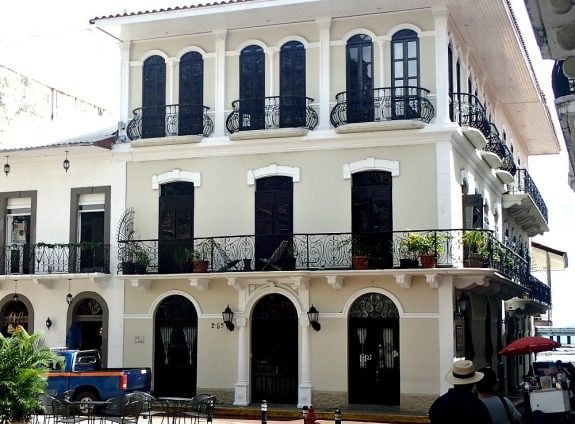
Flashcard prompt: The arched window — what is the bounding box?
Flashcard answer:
[239,45,265,130]
[142,55,166,138]
[391,30,419,119]
[280,41,306,128]
[346,34,374,123]
[179,51,204,136]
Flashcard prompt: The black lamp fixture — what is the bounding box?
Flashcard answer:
[12,280,19,303]
[456,293,470,316]
[63,151,70,172]
[66,279,73,305]
[307,304,321,331]
[45,317,52,329]
[4,156,10,176]
[222,305,235,331]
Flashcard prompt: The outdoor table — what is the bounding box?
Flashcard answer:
[73,400,108,424]
[156,397,194,424]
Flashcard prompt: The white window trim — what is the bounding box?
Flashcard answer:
[343,157,400,180]
[152,169,201,190]
[247,164,300,186]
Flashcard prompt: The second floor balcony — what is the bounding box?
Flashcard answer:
[225,95,318,134]
[450,93,491,148]
[330,86,435,130]
[503,168,549,236]
[116,229,548,306]
[127,104,214,141]
[1,242,110,276]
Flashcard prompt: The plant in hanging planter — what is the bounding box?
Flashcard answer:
[0,326,62,424]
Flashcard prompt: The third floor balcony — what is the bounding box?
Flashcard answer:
[330,86,435,131]
[127,104,214,141]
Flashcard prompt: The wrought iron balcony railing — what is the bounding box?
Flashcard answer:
[526,274,551,305]
[225,95,318,133]
[499,144,517,176]
[127,104,214,140]
[508,169,549,222]
[450,92,491,138]
[117,229,547,305]
[330,86,435,127]
[482,123,517,175]
[1,242,110,275]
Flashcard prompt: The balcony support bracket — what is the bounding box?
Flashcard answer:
[325,275,344,289]
[130,279,151,292]
[394,274,412,289]
[189,278,209,291]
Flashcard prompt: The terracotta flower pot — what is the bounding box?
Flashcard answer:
[420,255,437,268]
[352,255,369,270]
[193,260,209,273]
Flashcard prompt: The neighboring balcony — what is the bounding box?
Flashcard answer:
[450,93,491,148]
[126,104,214,141]
[552,65,575,191]
[480,123,518,183]
[506,274,551,316]
[503,168,549,236]
[1,242,110,275]
[225,95,318,138]
[116,229,548,305]
[330,86,435,132]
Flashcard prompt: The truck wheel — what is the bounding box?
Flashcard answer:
[74,391,98,415]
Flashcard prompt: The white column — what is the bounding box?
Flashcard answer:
[438,276,455,394]
[433,6,451,124]
[316,17,331,130]
[213,30,227,137]
[268,47,277,96]
[166,58,176,105]
[298,317,312,407]
[119,41,131,124]
[376,38,385,88]
[234,315,249,406]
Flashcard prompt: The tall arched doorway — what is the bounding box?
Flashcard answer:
[154,295,198,397]
[67,293,108,365]
[251,294,298,404]
[348,292,399,405]
[1,295,33,336]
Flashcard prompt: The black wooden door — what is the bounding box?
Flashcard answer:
[240,45,265,131]
[348,293,399,406]
[142,55,166,138]
[154,295,198,397]
[351,171,393,269]
[251,294,298,403]
[346,34,373,123]
[179,51,204,136]
[79,211,105,272]
[158,182,194,273]
[254,177,293,270]
[280,41,306,128]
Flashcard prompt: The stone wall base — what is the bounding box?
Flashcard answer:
[310,391,434,414]
[197,388,234,406]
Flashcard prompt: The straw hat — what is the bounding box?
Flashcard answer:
[445,360,484,385]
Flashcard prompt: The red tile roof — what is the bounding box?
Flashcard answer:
[89,0,256,24]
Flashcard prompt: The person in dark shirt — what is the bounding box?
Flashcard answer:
[429,359,494,424]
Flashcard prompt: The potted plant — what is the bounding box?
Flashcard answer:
[401,232,448,268]
[133,245,151,274]
[120,241,138,275]
[175,247,195,273]
[0,325,62,424]
[399,233,422,268]
[461,230,490,267]
[192,240,212,273]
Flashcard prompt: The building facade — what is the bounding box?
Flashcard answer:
[0,0,559,414]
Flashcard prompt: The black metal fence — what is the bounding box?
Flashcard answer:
[510,169,549,222]
[225,95,318,133]
[117,229,548,305]
[127,104,214,140]
[330,86,435,127]
[450,92,491,137]
[1,243,110,275]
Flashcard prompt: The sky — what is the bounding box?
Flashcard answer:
[1,1,574,325]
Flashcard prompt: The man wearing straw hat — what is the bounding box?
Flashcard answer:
[429,360,493,424]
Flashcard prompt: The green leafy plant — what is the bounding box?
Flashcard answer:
[401,232,448,257]
[461,230,490,259]
[0,326,62,423]
[133,246,151,267]
[192,240,213,262]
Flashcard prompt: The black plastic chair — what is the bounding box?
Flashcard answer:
[127,392,167,424]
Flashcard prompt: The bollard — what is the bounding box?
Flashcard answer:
[334,408,342,424]
[261,400,268,424]
[307,404,316,424]
[302,405,309,424]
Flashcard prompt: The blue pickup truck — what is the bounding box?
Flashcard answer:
[47,349,151,403]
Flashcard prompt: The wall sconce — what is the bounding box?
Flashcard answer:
[222,305,235,331]
[456,293,470,316]
[4,156,10,176]
[307,305,321,331]
[45,317,52,329]
[66,279,73,305]
[63,151,70,172]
